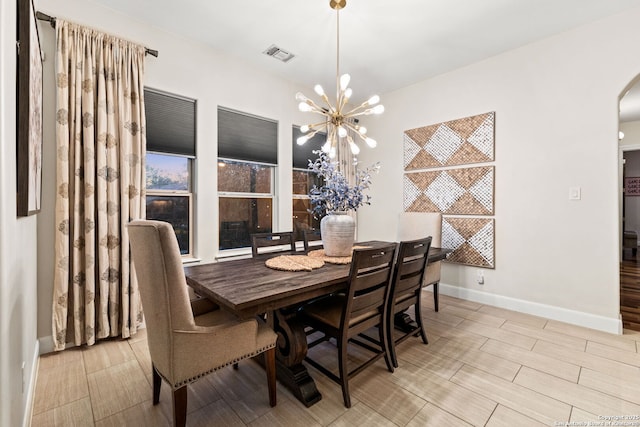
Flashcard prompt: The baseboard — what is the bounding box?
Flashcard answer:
[38,335,55,355]
[437,282,623,334]
[23,340,40,427]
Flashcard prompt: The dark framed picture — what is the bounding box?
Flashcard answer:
[16,0,43,216]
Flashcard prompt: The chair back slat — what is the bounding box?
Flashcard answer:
[390,237,432,308]
[342,244,396,335]
[251,232,296,257]
[302,229,322,252]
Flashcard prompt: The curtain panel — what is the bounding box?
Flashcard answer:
[52,20,146,350]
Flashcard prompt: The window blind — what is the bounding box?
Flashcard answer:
[292,125,326,169]
[144,88,196,157]
[218,107,278,165]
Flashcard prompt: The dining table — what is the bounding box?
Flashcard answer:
[184,241,451,407]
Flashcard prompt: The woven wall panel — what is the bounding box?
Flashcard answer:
[404,166,493,215]
[442,217,494,268]
[404,112,495,170]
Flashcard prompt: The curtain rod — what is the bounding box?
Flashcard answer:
[35,11,159,58]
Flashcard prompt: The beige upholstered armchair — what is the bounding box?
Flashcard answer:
[397,212,443,311]
[128,220,277,427]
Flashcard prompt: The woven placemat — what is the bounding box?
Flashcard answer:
[307,246,370,264]
[265,255,325,271]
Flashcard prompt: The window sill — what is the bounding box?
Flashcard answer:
[181,257,201,265]
[216,248,252,261]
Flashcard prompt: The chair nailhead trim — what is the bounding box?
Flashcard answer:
[170,343,276,389]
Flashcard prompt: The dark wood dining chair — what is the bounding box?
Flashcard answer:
[298,244,397,408]
[387,236,432,368]
[302,228,323,253]
[398,212,442,311]
[250,231,296,257]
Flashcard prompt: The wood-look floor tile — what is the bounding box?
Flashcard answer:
[480,339,580,382]
[421,309,465,328]
[32,296,640,427]
[213,360,291,424]
[95,400,170,427]
[395,338,466,380]
[456,320,537,350]
[349,366,427,426]
[130,339,153,385]
[31,397,93,427]
[441,305,506,328]
[485,404,548,427]
[545,320,637,351]
[438,295,483,311]
[82,339,136,374]
[302,366,351,426]
[424,319,486,342]
[38,348,84,371]
[514,366,640,416]
[87,359,150,420]
[533,340,640,381]
[389,363,497,426]
[188,398,247,427]
[501,320,587,351]
[248,398,322,427]
[478,305,548,328]
[425,336,521,381]
[325,402,395,427]
[570,407,600,422]
[578,368,640,405]
[127,327,148,344]
[406,402,471,427]
[33,355,89,414]
[153,373,224,417]
[450,364,571,425]
[586,341,640,366]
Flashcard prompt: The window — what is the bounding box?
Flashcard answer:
[218,107,278,250]
[144,88,196,256]
[292,125,325,240]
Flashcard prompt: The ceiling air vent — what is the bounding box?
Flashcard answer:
[263,44,295,63]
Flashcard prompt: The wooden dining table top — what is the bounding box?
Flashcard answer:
[184,241,451,318]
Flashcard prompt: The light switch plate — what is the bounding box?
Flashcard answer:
[569,187,581,201]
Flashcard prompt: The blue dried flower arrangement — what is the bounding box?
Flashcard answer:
[308,150,380,217]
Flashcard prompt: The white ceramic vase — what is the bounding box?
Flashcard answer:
[320,212,356,257]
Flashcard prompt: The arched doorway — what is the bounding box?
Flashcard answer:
[619,76,640,332]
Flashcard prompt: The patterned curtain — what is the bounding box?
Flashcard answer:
[52,20,146,351]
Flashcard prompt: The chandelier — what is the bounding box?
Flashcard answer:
[295,0,384,158]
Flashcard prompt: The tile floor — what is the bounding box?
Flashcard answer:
[30,294,640,426]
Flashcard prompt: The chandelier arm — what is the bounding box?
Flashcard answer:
[342,101,370,116]
[305,121,330,131]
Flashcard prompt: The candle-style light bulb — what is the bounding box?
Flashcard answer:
[297,135,310,145]
[295,92,308,102]
[300,125,310,133]
[372,104,385,114]
[339,74,351,91]
[314,84,325,96]
[367,95,380,105]
[298,102,313,112]
[338,126,348,138]
[365,137,377,148]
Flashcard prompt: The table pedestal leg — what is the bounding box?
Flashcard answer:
[394,310,419,334]
[269,308,322,407]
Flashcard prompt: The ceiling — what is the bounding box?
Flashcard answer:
[91,0,640,118]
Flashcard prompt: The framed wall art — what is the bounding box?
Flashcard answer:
[16,0,44,216]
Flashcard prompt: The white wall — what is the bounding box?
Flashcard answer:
[34,0,312,347]
[358,6,640,332]
[1,0,41,425]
